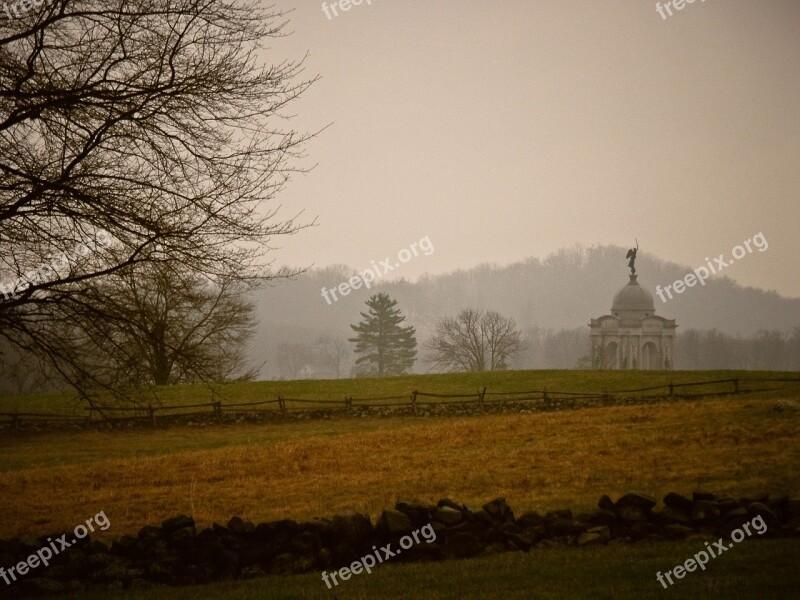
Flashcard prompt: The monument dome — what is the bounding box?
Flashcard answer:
[611,274,655,319]
[589,244,677,370]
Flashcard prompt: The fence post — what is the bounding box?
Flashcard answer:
[213,401,222,424]
[278,396,287,418]
[148,404,156,428]
[542,388,548,408]
[12,409,19,432]
[411,391,417,416]
[479,387,486,412]
[733,379,739,394]
[668,382,674,398]
[345,397,352,416]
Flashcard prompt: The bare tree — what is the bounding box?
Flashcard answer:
[0,338,55,394]
[542,328,590,369]
[316,335,350,378]
[52,264,257,388]
[427,309,521,372]
[792,326,800,371]
[0,0,316,395]
[276,341,313,380]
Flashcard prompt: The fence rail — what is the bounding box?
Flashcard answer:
[1,375,798,430]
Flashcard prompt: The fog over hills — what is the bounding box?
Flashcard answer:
[249,245,799,378]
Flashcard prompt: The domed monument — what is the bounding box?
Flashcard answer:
[589,242,676,370]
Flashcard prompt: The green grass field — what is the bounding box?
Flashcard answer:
[1,370,798,599]
[1,370,796,415]
[56,539,800,600]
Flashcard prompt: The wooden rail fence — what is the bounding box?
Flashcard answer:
[1,376,798,430]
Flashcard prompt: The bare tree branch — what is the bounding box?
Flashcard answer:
[427,309,521,372]
[0,0,317,396]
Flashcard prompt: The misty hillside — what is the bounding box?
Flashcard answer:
[249,245,799,377]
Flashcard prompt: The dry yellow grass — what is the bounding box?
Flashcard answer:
[0,395,798,539]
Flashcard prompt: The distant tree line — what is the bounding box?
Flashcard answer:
[675,327,800,371]
[3,292,797,393]
[506,326,800,371]
[246,249,800,345]
[261,321,800,379]
[500,327,587,370]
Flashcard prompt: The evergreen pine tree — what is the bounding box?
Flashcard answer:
[348,293,417,376]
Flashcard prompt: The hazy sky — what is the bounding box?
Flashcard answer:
[264,0,800,298]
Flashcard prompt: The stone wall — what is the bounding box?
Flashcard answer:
[2,491,799,596]
[0,394,687,433]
